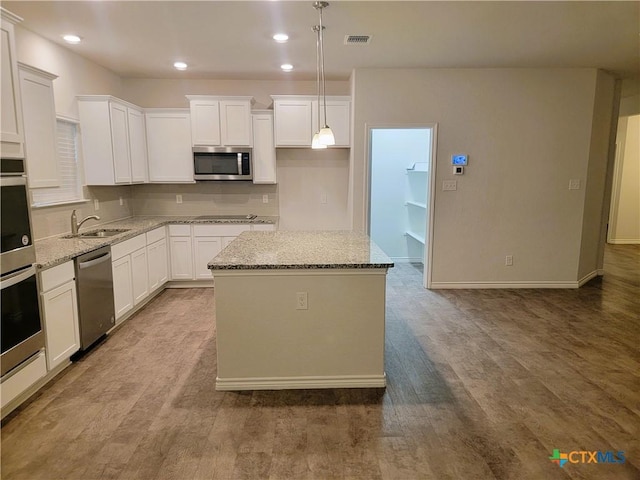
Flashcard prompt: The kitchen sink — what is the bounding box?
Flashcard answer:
[65,228,130,238]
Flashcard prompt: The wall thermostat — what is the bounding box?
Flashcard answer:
[452,154,468,166]
[453,166,464,175]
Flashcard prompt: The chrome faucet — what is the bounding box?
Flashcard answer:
[71,209,100,236]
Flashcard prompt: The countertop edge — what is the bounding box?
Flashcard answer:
[35,216,278,271]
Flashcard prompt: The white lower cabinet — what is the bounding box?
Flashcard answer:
[112,228,168,323]
[131,247,149,305]
[146,227,168,291]
[39,261,80,371]
[194,236,222,279]
[169,225,194,280]
[169,223,274,281]
[112,255,133,322]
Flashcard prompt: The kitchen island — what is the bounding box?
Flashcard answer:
[208,231,394,390]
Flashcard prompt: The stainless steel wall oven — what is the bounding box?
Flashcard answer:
[1,158,43,377]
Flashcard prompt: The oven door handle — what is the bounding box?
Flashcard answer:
[0,265,36,289]
[0,175,27,187]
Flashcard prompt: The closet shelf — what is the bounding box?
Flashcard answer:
[405,200,427,209]
[405,231,425,244]
[406,162,428,173]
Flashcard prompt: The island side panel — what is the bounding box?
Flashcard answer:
[213,269,387,390]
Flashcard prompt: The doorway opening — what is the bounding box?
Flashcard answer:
[367,125,437,288]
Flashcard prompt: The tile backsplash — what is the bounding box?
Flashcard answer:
[130,182,279,217]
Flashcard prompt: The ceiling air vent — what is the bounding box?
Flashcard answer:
[344,35,372,45]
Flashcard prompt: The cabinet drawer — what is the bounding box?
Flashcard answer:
[112,234,146,260]
[193,224,250,237]
[146,226,166,245]
[40,260,75,292]
[1,352,46,409]
[169,224,191,237]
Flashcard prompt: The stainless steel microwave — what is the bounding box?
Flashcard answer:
[193,147,252,181]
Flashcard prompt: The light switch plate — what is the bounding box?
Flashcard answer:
[569,179,581,190]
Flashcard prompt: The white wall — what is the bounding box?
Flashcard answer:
[370,129,430,261]
[121,78,349,110]
[14,26,122,119]
[609,114,640,243]
[276,148,350,231]
[351,68,615,286]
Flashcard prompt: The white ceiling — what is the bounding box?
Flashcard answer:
[3,0,639,83]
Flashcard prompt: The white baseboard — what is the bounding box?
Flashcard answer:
[608,239,640,244]
[390,257,423,263]
[216,374,386,391]
[166,280,214,288]
[578,270,601,287]
[430,281,581,289]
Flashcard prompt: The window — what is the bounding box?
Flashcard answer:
[31,117,85,207]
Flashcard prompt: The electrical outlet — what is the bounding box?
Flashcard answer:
[119,196,123,206]
[263,194,269,204]
[320,193,327,204]
[94,199,100,211]
[296,292,308,310]
[442,180,457,191]
[505,255,513,266]
[569,179,581,190]
[176,194,183,204]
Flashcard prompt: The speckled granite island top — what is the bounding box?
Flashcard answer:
[35,215,278,270]
[208,231,394,270]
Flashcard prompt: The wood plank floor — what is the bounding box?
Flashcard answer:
[2,245,639,479]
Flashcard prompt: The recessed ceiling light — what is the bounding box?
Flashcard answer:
[62,34,82,44]
[174,61,188,71]
[273,33,289,43]
[280,64,293,72]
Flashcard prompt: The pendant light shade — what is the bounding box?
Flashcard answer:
[318,126,335,145]
[312,132,327,149]
[312,1,335,147]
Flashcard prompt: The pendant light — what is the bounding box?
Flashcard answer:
[313,1,335,146]
[311,23,326,149]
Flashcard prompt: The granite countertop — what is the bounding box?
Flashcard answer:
[207,231,394,270]
[35,215,278,270]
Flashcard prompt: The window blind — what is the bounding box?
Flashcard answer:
[31,118,83,206]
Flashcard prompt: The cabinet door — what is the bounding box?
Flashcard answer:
[112,255,133,322]
[252,114,276,184]
[190,100,220,146]
[312,100,351,147]
[0,13,24,159]
[147,238,168,291]
[41,280,80,370]
[127,107,148,183]
[220,100,252,146]
[169,236,194,280]
[146,111,194,183]
[109,102,132,184]
[274,100,312,147]
[194,236,221,280]
[131,247,149,306]
[18,66,59,188]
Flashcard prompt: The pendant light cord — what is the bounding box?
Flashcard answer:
[318,5,328,127]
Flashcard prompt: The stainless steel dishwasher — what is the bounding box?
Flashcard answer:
[74,246,115,350]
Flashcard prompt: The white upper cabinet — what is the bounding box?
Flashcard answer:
[1,9,25,159]
[251,111,276,184]
[187,96,253,147]
[145,109,194,183]
[18,63,59,188]
[272,97,313,147]
[312,99,351,148]
[77,96,148,185]
[272,95,351,148]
